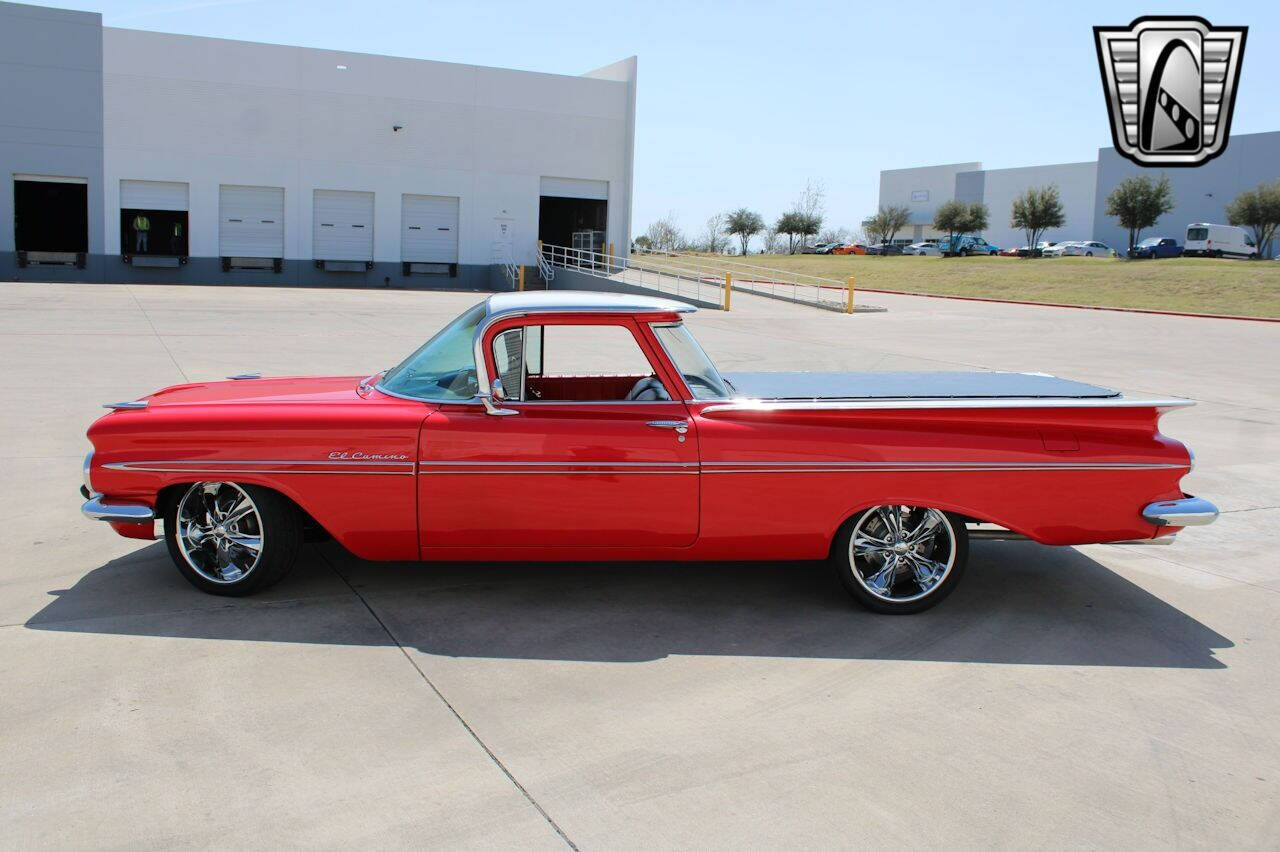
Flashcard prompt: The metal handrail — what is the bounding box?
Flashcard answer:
[540,243,726,306]
[629,247,850,310]
[632,247,846,290]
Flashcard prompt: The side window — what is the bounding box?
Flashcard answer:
[491,322,668,402]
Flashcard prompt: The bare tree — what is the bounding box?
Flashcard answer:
[643,212,684,252]
[761,228,784,254]
[862,213,888,245]
[701,213,729,253]
[818,227,850,245]
[880,204,911,245]
[793,180,825,248]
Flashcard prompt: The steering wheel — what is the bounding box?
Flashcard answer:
[625,376,670,401]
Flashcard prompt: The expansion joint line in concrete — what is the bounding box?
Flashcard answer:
[316,549,578,850]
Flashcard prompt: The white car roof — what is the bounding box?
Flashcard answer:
[485,290,697,319]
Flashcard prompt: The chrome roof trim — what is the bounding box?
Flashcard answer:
[699,397,1196,414]
[226,373,262,380]
[484,290,697,319]
[103,400,148,410]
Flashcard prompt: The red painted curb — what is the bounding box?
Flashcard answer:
[853,288,1280,323]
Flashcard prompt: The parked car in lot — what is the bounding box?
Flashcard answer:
[81,291,1215,614]
[1063,241,1113,257]
[865,243,904,255]
[802,243,839,255]
[939,236,1000,256]
[998,246,1022,257]
[1184,223,1258,258]
[904,242,940,256]
[832,243,867,255]
[1128,237,1183,259]
[1041,241,1076,257]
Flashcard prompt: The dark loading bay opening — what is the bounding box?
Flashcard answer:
[14,180,88,253]
[121,209,188,258]
[538,196,607,250]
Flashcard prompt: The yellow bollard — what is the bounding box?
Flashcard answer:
[608,242,614,271]
[846,275,855,313]
[724,272,732,311]
[518,265,525,292]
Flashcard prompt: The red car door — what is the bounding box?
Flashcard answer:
[417,317,700,551]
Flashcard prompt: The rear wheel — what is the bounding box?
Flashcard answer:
[831,505,968,614]
[164,482,301,596]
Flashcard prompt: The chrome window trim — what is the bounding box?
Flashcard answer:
[701,397,1196,413]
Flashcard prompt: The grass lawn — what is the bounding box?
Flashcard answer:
[644,253,1280,319]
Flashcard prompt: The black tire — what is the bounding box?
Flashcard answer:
[830,506,969,614]
[164,482,302,596]
[959,248,969,257]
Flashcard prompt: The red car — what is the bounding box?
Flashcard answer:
[82,292,1216,613]
[831,244,866,255]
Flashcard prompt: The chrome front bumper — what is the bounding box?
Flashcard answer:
[81,494,155,523]
[1142,496,1219,527]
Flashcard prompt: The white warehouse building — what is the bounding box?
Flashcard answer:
[880,130,1280,253]
[1,0,636,288]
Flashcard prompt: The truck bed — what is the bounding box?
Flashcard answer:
[720,371,1120,401]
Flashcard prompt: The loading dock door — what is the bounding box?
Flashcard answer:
[13,175,88,267]
[119,180,189,261]
[219,185,284,259]
[313,190,374,261]
[538,177,607,252]
[401,194,459,263]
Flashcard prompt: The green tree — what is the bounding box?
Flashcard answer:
[797,212,821,248]
[1010,185,1066,256]
[1105,174,1174,253]
[1225,180,1280,258]
[725,208,765,256]
[776,211,804,254]
[933,201,990,256]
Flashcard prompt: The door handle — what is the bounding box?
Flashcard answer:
[646,419,688,437]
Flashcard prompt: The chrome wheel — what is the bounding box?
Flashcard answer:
[849,505,957,603]
[175,482,265,584]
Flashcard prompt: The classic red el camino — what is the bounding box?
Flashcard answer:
[81,291,1217,613]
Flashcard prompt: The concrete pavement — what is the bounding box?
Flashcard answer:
[1,282,1277,847]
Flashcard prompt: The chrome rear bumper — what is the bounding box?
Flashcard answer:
[1142,496,1219,527]
[81,494,155,523]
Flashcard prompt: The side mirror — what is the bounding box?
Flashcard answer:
[477,390,519,416]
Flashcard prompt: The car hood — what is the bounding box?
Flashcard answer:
[720,371,1119,401]
[142,375,367,407]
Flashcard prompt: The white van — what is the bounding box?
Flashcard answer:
[1185,223,1258,258]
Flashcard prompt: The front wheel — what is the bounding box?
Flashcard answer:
[164,482,301,596]
[831,505,968,614]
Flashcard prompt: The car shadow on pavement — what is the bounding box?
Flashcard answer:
[27,539,1230,669]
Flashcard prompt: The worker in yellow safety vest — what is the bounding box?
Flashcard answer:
[132,213,150,253]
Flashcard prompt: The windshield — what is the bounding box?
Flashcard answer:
[379,302,485,400]
[652,323,730,400]
[1138,238,1159,246]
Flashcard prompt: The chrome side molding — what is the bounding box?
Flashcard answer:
[81,495,155,523]
[227,373,262,380]
[103,400,147,410]
[1142,496,1219,527]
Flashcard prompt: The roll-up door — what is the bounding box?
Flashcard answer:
[539,177,608,200]
[401,194,459,263]
[120,180,188,211]
[313,190,374,261]
[219,185,284,258]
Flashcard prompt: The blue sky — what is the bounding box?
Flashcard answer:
[45,0,1280,240]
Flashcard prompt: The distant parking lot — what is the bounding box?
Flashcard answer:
[2,282,1277,846]
[654,253,1280,319]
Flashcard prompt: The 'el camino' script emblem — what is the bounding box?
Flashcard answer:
[328,451,409,461]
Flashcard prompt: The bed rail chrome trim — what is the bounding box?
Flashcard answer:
[81,495,154,523]
[700,397,1196,413]
[701,460,1186,472]
[1142,496,1219,526]
[103,459,415,475]
[103,400,148,410]
[226,373,262,380]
